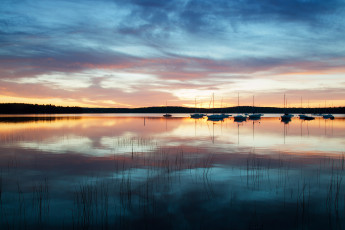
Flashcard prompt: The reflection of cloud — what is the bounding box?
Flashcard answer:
[0,116,344,183]
[15,135,96,155]
[12,135,159,156]
[100,136,158,155]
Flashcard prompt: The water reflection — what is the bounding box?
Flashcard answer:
[0,115,344,229]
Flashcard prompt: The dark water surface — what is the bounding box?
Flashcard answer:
[0,114,344,229]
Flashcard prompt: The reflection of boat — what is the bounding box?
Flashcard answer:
[281,117,291,124]
[303,116,315,120]
[323,114,334,119]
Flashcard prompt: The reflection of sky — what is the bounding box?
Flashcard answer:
[17,135,94,154]
[0,116,344,156]
[0,116,344,229]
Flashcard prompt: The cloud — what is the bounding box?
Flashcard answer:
[0,0,345,107]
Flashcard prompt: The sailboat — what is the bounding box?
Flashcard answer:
[207,94,224,121]
[299,114,315,120]
[190,98,205,118]
[323,114,334,119]
[322,101,334,119]
[297,97,314,120]
[281,113,294,120]
[234,93,247,122]
[163,101,172,117]
[219,98,231,118]
[248,95,262,120]
[298,97,307,119]
[281,94,293,122]
[298,114,308,119]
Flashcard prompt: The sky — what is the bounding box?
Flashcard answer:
[0,0,345,108]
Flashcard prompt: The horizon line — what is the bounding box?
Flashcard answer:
[1,102,344,109]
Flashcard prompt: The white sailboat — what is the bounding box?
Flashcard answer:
[297,97,314,120]
[323,114,334,119]
[207,94,224,121]
[234,93,247,122]
[248,95,262,120]
[281,94,293,122]
[322,101,334,119]
[190,98,205,118]
[163,101,172,117]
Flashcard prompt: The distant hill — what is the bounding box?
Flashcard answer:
[0,103,83,114]
[0,103,344,114]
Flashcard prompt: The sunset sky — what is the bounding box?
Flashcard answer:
[1,0,345,108]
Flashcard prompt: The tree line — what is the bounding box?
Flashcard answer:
[1,103,344,114]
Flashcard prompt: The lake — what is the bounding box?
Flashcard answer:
[0,114,344,229]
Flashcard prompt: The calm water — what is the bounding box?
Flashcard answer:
[0,114,344,230]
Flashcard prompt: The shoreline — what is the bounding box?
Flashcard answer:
[1,103,345,114]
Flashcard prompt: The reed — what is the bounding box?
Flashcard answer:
[32,178,50,225]
[1,136,345,229]
[73,183,96,229]
[0,171,2,206]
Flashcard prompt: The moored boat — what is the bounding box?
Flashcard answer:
[323,114,334,119]
[190,113,204,118]
[281,113,294,120]
[163,101,172,117]
[234,114,247,122]
[207,114,224,121]
[248,113,262,120]
[299,114,307,119]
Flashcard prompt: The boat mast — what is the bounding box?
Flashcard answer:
[238,92,239,107]
[252,95,255,114]
[221,98,223,112]
[213,93,215,114]
[238,92,240,114]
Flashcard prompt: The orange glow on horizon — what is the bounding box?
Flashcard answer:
[1,95,344,108]
[1,98,344,108]
[0,95,131,108]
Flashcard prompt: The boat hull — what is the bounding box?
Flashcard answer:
[190,114,204,118]
[234,115,247,121]
[248,114,262,120]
